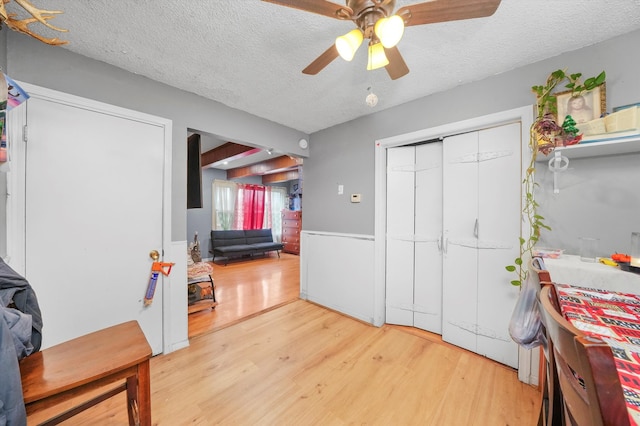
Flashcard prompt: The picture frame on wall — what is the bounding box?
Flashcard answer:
[555,83,606,125]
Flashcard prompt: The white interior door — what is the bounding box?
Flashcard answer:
[386,143,443,333]
[413,142,442,333]
[20,92,169,354]
[442,132,479,353]
[476,123,520,368]
[441,126,520,368]
[386,147,415,325]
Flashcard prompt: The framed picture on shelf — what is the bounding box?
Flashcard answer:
[555,84,606,125]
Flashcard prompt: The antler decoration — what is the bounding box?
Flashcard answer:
[0,0,68,45]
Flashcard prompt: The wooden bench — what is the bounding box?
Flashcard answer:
[19,320,152,425]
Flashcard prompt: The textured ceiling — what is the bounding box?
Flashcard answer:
[14,0,640,134]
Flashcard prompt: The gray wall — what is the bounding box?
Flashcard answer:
[304,29,640,258]
[3,29,640,261]
[0,30,6,69]
[3,33,308,251]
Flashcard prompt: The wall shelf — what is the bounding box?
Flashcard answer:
[535,134,640,162]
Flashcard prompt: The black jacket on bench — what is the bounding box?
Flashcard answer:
[0,257,43,425]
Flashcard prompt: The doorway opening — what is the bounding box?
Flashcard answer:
[185,130,302,338]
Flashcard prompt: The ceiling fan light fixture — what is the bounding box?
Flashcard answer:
[367,42,389,70]
[374,15,405,48]
[335,29,364,61]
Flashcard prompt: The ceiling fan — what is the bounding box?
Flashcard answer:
[262,0,502,80]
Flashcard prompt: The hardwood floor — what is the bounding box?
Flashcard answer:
[27,253,542,425]
[188,252,301,338]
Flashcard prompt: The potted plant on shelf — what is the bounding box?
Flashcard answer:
[506,69,606,286]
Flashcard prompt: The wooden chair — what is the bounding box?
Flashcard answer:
[537,285,630,426]
[530,257,564,426]
[19,320,152,425]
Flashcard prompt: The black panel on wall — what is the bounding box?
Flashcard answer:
[187,133,203,209]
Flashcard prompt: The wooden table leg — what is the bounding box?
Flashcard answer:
[127,360,151,426]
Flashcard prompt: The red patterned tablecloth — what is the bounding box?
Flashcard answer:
[556,283,640,425]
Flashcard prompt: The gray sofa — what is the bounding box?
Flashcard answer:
[210,229,284,265]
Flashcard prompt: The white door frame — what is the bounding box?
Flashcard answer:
[5,82,175,354]
[373,105,534,381]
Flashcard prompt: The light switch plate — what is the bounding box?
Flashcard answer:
[351,194,361,203]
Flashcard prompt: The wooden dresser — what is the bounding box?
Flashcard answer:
[281,210,301,255]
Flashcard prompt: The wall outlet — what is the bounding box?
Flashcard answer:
[351,194,361,203]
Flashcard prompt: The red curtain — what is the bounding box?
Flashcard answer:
[236,184,265,230]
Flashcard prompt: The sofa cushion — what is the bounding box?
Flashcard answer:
[244,229,275,244]
[250,242,284,251]
[213,244,254,254]
[211,230,247,247]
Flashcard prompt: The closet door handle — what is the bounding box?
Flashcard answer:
[474,219,479,238]
[437,234,442,252]
[443,236,448,254]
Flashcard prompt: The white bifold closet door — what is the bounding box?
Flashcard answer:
[386,142,443,333]
[385,123,520,369]
[442,123,520,369]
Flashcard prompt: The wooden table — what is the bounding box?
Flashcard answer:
[19,320,152,425]
[556,283,640,425]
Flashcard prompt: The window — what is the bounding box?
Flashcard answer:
[212,180,288,241]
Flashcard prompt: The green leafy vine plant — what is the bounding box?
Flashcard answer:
[506,69,606,286]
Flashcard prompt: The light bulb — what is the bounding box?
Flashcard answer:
[336,29,364,61]
[375,15,405,48]
[367,43,389,70]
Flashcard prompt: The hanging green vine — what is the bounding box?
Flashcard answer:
[506,69,606,286]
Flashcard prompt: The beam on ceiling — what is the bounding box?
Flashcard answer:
[201,142,261,167]
[262,170,299,184]
[226,155,302,179]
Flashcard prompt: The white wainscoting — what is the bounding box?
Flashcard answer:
[519,346,540,386]
[300,231,376,325]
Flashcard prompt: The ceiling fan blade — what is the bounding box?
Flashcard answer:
[397,0,501,27]
[384,46,410,80]
[262,0,353,20]
[302,44,340,75]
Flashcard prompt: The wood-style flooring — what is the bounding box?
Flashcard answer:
[188,252,301,338]
[27,253,542,425]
